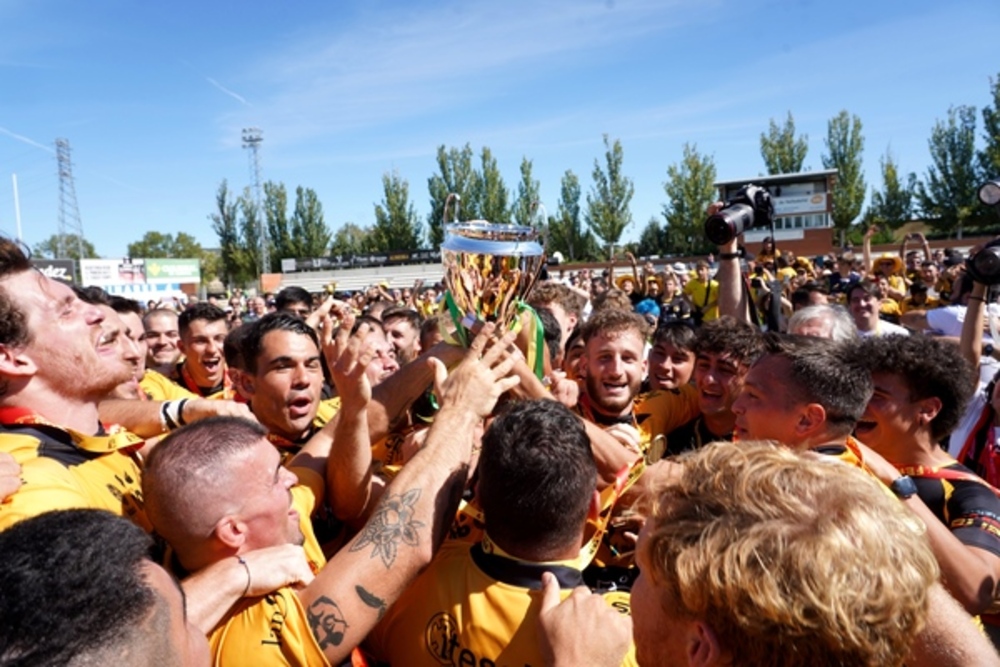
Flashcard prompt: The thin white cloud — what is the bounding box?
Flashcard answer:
[231,0,710,143]
[206,77,252,107]
[0,126,53,153]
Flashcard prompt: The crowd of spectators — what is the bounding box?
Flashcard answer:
[4,215,1000,666]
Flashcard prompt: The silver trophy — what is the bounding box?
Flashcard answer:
[440,194,546,338]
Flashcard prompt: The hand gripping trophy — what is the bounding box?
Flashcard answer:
[439,193,547,377]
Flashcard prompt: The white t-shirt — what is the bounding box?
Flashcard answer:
[857,320,910,337]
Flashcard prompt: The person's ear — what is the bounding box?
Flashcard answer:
[213,515,247,550]
[797,403,827,436]
[0,344,36,379]
[687,620,725,667]
[918,396,943,426]
[233,370,254,401]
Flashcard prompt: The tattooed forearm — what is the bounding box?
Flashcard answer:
[349,487,424,568]
[307,596,349,649]
[356,585,387,621]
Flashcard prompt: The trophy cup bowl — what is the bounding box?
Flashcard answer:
[441,220,546,334]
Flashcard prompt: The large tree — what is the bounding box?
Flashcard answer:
[330,223,372,257]
[864,148,916,230]
[426,144,478,246]
[372,171,422,252]
[980,74,1000,223]
[637,216,667,257]
[916,105,980,238]
[512,157,541,226]
[263,181,292,271]
[662,143,717,256]
[586,135,634,259]
[760,111,809,174]
[210,180,255,287]
[822,110,866,246]
[127,231,203,259]
[549,170,599,261]
[474,147,511,224]
[289,186,332,258]
[33,233,97,260]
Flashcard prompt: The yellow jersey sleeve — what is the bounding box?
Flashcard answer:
[139,369,199,401]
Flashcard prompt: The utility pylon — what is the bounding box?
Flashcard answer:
[241,127,267,279]
[55,138,85,260]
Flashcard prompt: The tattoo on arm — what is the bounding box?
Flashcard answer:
[356,585,387,621]
[307,596,349,649]
[349,488,424,568]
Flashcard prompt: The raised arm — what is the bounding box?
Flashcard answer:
[298,325,521,665]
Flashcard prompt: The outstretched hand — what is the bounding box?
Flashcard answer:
[430,323,521,420]
[330,320,376,408]
[317,299,356,371]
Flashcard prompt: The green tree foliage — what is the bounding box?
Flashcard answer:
[474,147,511,223]
[33,233,97,260]
[549,170,599,261]
[864,148,916,230]
[209,181,262,286]
[585,135,634,259]
[127,231,195,258]
[427,144,478,246]
[662,143,717,256]
[289,186,332,258]
[822,110,867,245]
[239,187,264,277]
[372,171,422,251]
[916,105,981,238]
[512,157,541,226]
[980,74,1000,223]
[263,181,292,270]
[637,217,667,257]
[330,223,373,257]
[760,112,809,174]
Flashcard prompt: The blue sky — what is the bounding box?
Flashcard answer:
[1,0,998,259]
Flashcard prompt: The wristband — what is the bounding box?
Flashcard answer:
[718,252,740,260]
[969,295,986,302]
[236,555,252,597]
[160,399,189,430]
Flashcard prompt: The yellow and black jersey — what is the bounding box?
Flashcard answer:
[365,538,637,667]
[208,472,329,666]
[0,411,148,532]
[139,368,199,402]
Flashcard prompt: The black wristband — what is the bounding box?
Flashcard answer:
[718,252,740,260]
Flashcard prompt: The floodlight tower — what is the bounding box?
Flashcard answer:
[241,127,267,278]
[55,138,85,260]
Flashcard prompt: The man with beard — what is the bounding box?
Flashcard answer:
[381,307,423,365]
[576,309,698,460]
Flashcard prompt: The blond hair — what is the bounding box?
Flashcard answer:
[643,440,938,666]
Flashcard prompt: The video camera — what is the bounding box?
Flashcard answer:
[967,239,1000,286]
[704,184,774,246]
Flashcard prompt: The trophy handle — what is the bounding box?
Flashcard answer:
[443,193,461,225]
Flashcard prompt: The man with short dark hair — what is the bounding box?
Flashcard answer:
[664,316,763,456]
[366,400,637,665]
[274,286,313,319]
[176,303,232,398]
[848,281,909,337]
[731,334,873,460]
[0,508,210,666]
